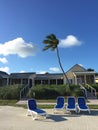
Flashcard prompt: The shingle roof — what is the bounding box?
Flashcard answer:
[0,71,9,78]
[9,72,36,79]
[35,73,63,80]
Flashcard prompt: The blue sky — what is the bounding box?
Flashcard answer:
[0,0,98,74]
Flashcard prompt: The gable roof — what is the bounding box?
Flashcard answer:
[66,64,87,73]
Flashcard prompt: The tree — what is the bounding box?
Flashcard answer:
[43,34,70,86]
[87,68,94,71]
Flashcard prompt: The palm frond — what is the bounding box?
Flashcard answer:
[43,40,53,44]
[46,34,56,40]
[43,34,59,51]
[43,44,54,51]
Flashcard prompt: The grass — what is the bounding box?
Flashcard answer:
[88,105,98,109]
[0,99,98,109]
[0,100,17,105]
[36,99,56,103]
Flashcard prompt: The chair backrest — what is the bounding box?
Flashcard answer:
[28,99,37,110]
[57,96,64,107]
[78,97,86,106]
[68,97,75,107]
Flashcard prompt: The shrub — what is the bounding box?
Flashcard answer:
[28,84,83,99]
[91,84,98,92]
[0,84,24,100]
[68,84,84,97]
[29,85,60,99]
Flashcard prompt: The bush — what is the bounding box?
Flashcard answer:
[91,84,98,92]
[29,84,83,99]
[69,84,84,97]
[0,84,24,100]
[29,85,60,99]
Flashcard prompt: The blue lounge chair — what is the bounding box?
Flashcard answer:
[66,96,77,113]
[77,97,90,114]
[53,96,65,113]
[27,99,47,120]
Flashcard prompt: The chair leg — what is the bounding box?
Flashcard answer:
[31,113,37,120]
[88,110,91,114]
[26,110,32,116]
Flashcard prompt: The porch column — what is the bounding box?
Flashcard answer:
[21,79,23,85]
[93,74,96,84]
[56,79,57,85]
[28,79,30,85]
[7,78,9,85]
[73,73,77,85]
[32,78,34,86]
[84,74,86,84]
[41,80,43,85]
[48,79,50,85]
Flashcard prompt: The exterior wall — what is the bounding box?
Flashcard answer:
[65,64,96,85]
[0,64,97,87]
[95,76,98,83]
[0,78,9,87]
[34,78,63,85]
[66,64,87,84]
[66,71,75,84]
[0,71,9,87]
[0,78,8,87]
[9,78,29,85]
[75,74,95,85]
[9,73,36,87]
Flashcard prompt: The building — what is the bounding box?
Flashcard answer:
[95,73,98,84]
[34,73,64,85]
[66,64,96,85]
[9,72,36,87]
[0,64,96,87]
[0,71,9,86]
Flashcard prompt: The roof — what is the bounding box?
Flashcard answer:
[66,64,87,73]
[0,71,9,78]
[9,72,36,79]
[74,71,96,75]
[35,73,63,80]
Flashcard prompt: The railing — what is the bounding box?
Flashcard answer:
[20,84,30,100]
[86,84,97,97]
[79,83,87,98]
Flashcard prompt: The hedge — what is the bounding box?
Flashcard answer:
[0,84,24,100]
[28,84,83,99]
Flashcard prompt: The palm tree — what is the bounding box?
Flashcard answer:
[43,34,70,86]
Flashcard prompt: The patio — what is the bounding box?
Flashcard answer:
[0,106,98,130]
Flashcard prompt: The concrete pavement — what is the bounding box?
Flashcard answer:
[0,106,98,130]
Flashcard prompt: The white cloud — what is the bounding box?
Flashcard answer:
[38,71,47,74]
[0,57,8,63]
[19,70,26,73]
[59,35,82,48]
[78,64,84,67]
[49,67,60,72]
[0,37,39,58]
[38,67,60,74]
[0,67,9,73]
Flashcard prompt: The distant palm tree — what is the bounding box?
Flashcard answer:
[43,34,70,85]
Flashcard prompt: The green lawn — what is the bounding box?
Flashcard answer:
[0,100,98,109]
[0,100,17,105]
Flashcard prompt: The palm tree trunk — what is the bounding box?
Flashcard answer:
[56,47,70,86]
